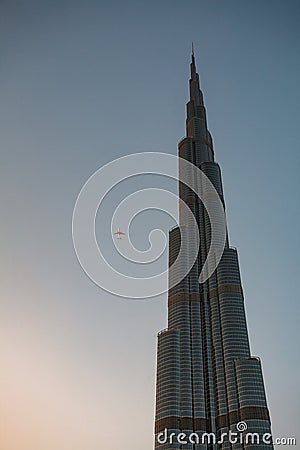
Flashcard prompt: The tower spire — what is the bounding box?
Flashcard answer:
[190,42,197,79]
[189,45,202,107]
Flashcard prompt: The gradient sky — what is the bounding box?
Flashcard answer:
[1,1,299,449]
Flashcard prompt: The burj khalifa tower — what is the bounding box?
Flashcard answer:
[154,50,273,449]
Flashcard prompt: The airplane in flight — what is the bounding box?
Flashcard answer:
[113,226,126,240]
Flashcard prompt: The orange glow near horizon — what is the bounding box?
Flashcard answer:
[0,314,151,450]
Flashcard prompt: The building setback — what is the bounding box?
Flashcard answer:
[154,51,273,449]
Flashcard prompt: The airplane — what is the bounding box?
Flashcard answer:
[113,226,126,240]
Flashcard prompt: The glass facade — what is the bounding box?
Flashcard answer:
[154,53,273,449]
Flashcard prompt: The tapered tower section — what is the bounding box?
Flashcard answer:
[154,51,273,449]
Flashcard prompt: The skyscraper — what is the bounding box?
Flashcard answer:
[154,50,273,449]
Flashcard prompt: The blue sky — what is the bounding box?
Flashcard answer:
[0,1,299,449]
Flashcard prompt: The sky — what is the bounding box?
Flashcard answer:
[0,1,300,449]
